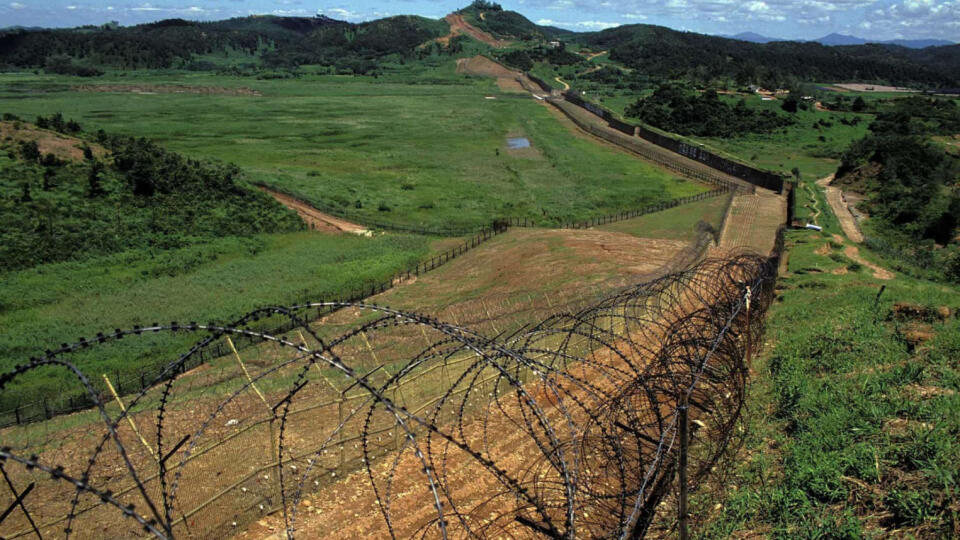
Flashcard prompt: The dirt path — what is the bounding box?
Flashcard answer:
[817,174,864,243]
[237,261,743,540]
[555,77,570,91]
[258,187,370,235]
[457,56,546,95]
[441,13,511,48]
[845,245,895,280]
[579,50,608,61]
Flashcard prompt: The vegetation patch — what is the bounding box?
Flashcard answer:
[694,227,960,538]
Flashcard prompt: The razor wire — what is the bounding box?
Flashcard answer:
[0,252,778,539]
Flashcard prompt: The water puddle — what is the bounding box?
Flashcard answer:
[507,137,531,149]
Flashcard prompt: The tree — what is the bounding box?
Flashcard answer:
[87,161,105,197]
[18,140,40,162]
[852,96,866,112]
[42,167,56,191]
[19,182,32,202]
[781,95,799,113]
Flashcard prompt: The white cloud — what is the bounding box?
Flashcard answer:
[9,1,25,8]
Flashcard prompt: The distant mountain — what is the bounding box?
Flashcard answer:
[727,32,783,44]
[814,32,953,49]
[816,33,867,46]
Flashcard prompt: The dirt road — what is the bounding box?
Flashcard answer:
[456,55,546,95]
[441,13,511,48]
[579,50,608,61]
[817,174,864,243]
[258,187,370,235]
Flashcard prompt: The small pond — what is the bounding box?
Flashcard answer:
[507,137,531,149]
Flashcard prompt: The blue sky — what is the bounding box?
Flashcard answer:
[2,0,958,40]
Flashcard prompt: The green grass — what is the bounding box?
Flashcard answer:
[0,67,703,231]
[690,96,873,179]
[0,232,430,412]
[596,192,731,242]
[695,229,960,537]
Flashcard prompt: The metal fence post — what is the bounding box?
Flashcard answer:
[679,396,690,540]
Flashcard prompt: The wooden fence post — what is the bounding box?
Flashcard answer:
[338,395,346,474]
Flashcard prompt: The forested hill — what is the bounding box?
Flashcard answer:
[1,1,959,88]
[457,1,573,41]
[579,24,960,88]
[0,14,448,72]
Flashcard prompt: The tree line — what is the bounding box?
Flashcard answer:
[0,14,450,75]
[579,25,959,89]
[625,82,795,137]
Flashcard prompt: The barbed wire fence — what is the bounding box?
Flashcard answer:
[0,188,732,430]
[0,239,780,539]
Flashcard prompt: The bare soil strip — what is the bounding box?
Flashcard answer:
[258,187,370,235]
[578,50,608,61]
[714,190,786,256]
[0,121,108,162]
[456,56,545,95]
[817,174,864,243]
[832,83,917,93]
[438,13,512,49]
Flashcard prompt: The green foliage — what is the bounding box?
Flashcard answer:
[835,96,960,282]
[0,14,448,74]
[0,124,301,272]
[625,82,794,137]
[43,54,104,77]
[499,50,534,71]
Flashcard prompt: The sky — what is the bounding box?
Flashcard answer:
[1,0,958,41]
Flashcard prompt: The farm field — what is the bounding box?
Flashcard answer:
[0,66,703,232]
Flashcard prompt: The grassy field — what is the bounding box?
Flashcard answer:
[0,231,431,412]
[596,192,730,241]
[693,208,960,537]
[0,65,703,231]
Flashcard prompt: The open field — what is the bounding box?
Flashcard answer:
[0,232,431,411]
[0,68,703,231]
